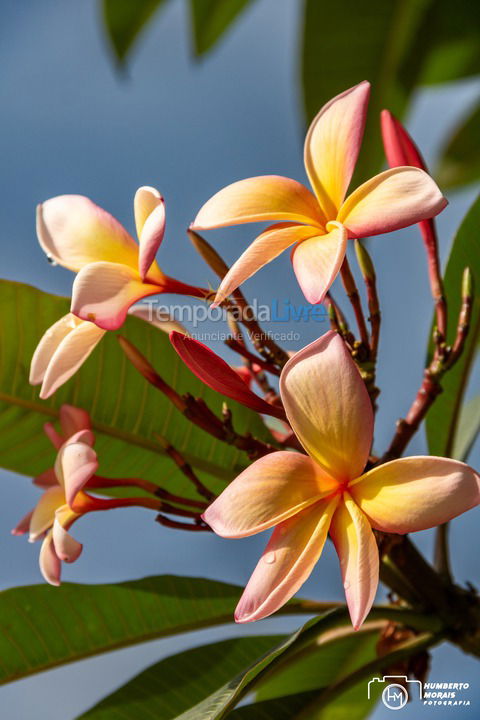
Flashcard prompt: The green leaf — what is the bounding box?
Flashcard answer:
[0,576,248,684]
[174,609,354,720]
[0,280,271,498]
[78,635,284,719]
[426,195,480,457]
[411,0,480,85]
[228,691,320,719]
[451,395,480,462]
[102,0,168,65]
[256,629,381,720]
[436,101,480,189]
[301,0,430,184]
[173,606,439,720]
[189,0,254,55]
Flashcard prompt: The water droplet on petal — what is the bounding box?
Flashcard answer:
[264,551,276,565]
[343,580,351,590]
[46,254,58,267]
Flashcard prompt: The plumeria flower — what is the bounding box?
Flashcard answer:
[191,82,447,305]
[13,404,159,585]
[37,186,208,331]
[203,331,480,628]
[30,305,187,399]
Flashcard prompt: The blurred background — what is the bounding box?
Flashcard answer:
[0,0,479,717]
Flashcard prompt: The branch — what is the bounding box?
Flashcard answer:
[339,254,370,350]
[421,220,447,353]
[354,240,381,359]
[118,335,277,460]
[189,229,290,367]
[381,267,474,462]
[155,436,215,502]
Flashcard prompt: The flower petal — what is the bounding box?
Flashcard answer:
[59,404,91,436]
[203,451,338,538]
[33,468,58,488]
[30,314,81,386]
[39,532,62,586]
[291,222,347,304]
[43,422,65,450]
[235,497,338,623]
[350,456,480,533]
[213,223,322,306]
[192,175,325,230]
[11,510,34,536]
[29,486,66,542]
[380,111,437,252]
[280,331,373,481]
[134,186,163,236]
[337,167,447,238]
[52,507,82,562]
[37,195,139,272]
[55,441,98,507]
[128,304,187,335]
[38,320,106,399]
[330,493,379,630]
[170,332,286,419]
[305,81,370,218]
[71,262,161,331]
[135,188,166,280]
[380,110,426,169]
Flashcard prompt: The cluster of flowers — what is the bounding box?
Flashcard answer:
[16,82,479,630]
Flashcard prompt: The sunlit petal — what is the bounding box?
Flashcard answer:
[39,532,61,586]
[305,81,370,218]
[291,222,347,304]
[52,506,82,563]
[192,175,325,229]
[134,186,163,236]
[203,451,338,538]
[29,486,66,542]
[39,320,106,399]
[55,441,98,507]
[280,331,373,480]
[213,223,322,306]
[30,314,81,386]
[235,498,338,623]
[135,188,166,280]
[351,456,480,533]
[71,262,161,331]
[337,167,447,238]
[330,493,379,630]
[37,195,139,272]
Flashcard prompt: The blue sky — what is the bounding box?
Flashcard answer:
[0,0,479,717]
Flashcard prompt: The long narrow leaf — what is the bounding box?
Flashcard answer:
[78,636,284,719]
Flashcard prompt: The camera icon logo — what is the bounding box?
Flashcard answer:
[367,675,422,710]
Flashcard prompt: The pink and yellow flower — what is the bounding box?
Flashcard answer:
[13,405,158,585]
[203,331,479,628]
[191,82,447,305]
[37,186,208,331]
[30,306,186,399]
